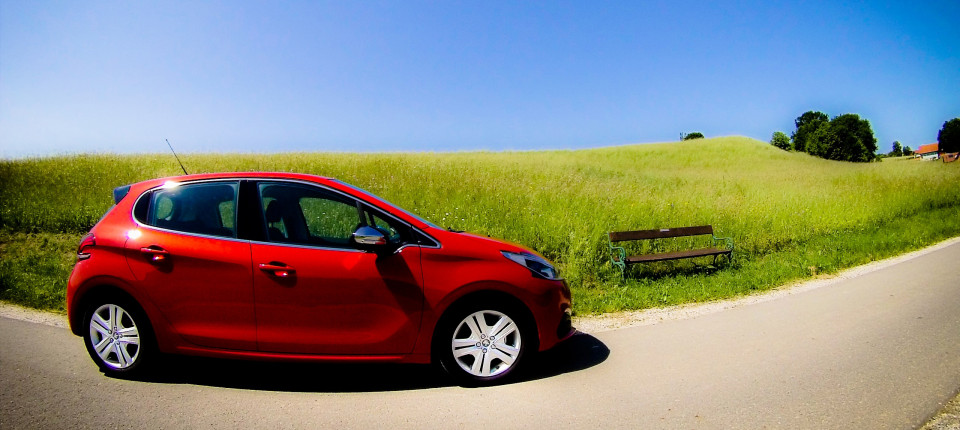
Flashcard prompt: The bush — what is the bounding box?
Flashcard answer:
[682,132,704,140]
[770,131,791,150]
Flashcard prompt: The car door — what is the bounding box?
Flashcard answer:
[124,180,257,350]
[250,181,424,355]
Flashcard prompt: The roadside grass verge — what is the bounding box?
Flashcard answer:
[2,137,959,314]
[0,230,79,312]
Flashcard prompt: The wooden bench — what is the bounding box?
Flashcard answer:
[607,225,734,276]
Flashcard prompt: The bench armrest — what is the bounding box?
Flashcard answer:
[607,242,628,276]
[608,244,627,262]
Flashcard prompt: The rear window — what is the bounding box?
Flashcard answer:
[134,182,239,238]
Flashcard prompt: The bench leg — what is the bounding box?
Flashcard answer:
[712,253,733,267]
[721,252,733,266]
[615,261,626,278]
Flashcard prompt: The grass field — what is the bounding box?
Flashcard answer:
[2,136,959,314]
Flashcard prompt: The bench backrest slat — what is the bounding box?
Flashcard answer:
[608,225,714,242]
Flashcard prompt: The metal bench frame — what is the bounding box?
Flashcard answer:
[607,225,734,277]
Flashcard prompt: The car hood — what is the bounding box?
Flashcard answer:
[427,228,548,260]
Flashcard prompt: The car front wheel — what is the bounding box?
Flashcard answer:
[438,303,532,385]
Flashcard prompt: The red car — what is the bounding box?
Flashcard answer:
[67,172,573,385]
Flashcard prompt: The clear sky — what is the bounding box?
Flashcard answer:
[1,1,958,157]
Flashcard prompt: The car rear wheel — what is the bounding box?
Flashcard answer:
[438,303,532,385]
[83,299,153,377]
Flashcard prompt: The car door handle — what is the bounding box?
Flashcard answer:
[258,263,295,278]
[140,246,169,262]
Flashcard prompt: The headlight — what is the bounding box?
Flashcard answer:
[501,251,561,280]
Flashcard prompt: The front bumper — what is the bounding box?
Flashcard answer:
[534,278,574,351]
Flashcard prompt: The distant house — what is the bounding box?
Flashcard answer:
[914,143,939,160]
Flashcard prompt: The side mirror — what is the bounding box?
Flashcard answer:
[352,226,388,250]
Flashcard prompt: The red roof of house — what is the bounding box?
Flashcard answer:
[916,143,938,154]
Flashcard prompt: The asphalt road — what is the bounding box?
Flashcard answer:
[2,242,959,429]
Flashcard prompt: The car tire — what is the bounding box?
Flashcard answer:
[82,297,155,378]
[437,300,535,386]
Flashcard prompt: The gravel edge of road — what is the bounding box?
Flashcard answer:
[0,301,67,328]
[921,393,960,430]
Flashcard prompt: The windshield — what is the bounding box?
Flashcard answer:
[331,180,441,229]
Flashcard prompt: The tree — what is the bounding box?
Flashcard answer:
[800,112,877,162]
[938,118,960,154]
[770,131,791,150]
[791,111,829,152]
[904,146,914,156]
[804,121,831,158]
[824,114,877,162]
[889,141,903,157]
[682,132,704,140]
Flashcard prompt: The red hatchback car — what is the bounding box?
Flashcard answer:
[67,172,573,385]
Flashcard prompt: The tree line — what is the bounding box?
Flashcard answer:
[770,113,960,162]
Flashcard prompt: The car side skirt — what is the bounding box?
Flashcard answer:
[172,345,433,364]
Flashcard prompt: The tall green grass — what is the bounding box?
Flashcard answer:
[2,137,959,313]
[0,231,78,310]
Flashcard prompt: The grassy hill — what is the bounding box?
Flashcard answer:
[2,136,959,313]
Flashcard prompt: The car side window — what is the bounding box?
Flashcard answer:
[258,182,361,248]
[138,182,239,238]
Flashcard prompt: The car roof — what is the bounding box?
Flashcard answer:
[129,172,335,192]
[144,171,331,183]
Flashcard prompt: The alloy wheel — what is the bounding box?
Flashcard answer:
[88,304,141,369]
[450,310,522,378]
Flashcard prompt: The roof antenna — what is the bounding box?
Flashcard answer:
[165,138,189,175]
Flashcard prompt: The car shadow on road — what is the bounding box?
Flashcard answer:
[519,331,610,383]
[132,331,608,393]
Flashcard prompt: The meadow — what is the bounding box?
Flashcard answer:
[2,136,959,314]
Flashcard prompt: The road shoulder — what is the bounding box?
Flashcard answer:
[0,302,67,328]
[922,393,960,430]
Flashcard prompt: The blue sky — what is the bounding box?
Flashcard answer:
[1,1,958,157]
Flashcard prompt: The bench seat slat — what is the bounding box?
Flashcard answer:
[622,247,730,263]
[609,225,714,242]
